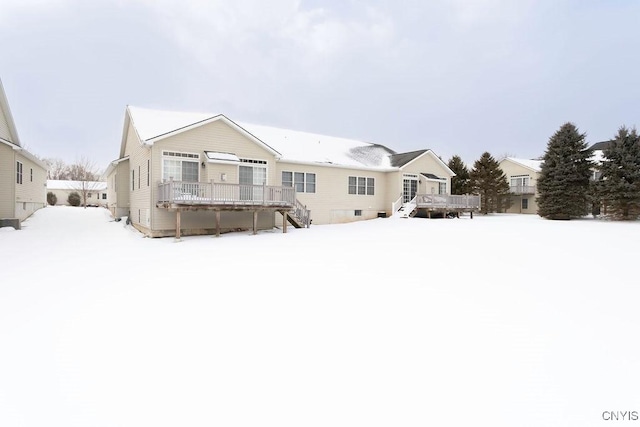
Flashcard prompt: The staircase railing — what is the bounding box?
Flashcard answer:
[391,195,403,216]
[291,199,311,227]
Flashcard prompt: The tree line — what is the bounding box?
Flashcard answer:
[446,122,640,220]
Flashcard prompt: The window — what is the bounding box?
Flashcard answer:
[132,169,135,191]
[88,193,92,198]
[348,176,357,194]
[16,161,23,184]
[138,165,141,189]
[510,176,530,188]
[522,198,529,210]
[294,172,304,192]
[282,171,316,193]
[349,176,375,195]
[282,171,293,187]
[30,168,33,182]
[102,193,107,200]
[439,182,447,195]
[162,151,199,182]
[354,210,362,216]
[306,173,316,193]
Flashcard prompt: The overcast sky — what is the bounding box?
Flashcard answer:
[1,0,639,171]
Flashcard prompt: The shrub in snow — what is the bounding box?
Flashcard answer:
[68,191,81,207]
[47,191,57,206]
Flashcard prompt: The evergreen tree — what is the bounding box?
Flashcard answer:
[469,152,510,214]
[537,123,593,219]
[448,155,471,194]
[599,126,640,220]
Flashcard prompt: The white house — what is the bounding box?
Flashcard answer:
[47,180,108,206]
[105,106,479,238]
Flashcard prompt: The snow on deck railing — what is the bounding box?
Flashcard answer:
[415,194,481,210]
[157,180,296,206]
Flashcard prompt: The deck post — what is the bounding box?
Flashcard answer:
[175,210,181,241]
[470,210,474,219]
[215,210,220,237]
[283,211,288,233]
[253,211,258,235]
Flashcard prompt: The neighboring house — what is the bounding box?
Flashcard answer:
[105,106,479,238]
[0,79,47,228]
[498,157,543,214]
[589,140,612,180]
[47,180,108,206]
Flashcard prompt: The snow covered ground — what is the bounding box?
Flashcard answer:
[1,206,639,427]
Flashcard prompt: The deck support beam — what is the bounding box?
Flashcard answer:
[252,211,258,235]
[282,211,288,233]
[215,211,221,237]
[175,210,181,241]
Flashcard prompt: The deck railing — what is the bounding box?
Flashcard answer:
[415,194,481,210]
[509,185,536,195]
[157,180,296,206]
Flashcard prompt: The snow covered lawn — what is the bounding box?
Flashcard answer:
[1,206,639,426]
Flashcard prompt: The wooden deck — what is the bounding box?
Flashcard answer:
[156,180,311,238]
[414,194,481,217]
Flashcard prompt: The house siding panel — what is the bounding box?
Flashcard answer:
[14,152,46,220]
[0,143,15,218]
[123,122,152,231]
[149,120,278,234]
[399,153,453,196]
[276,161,389,225]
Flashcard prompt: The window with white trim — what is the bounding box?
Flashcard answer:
[522,198,529,210]
[282,171,316,193]
[439,182,447,195]
[348,176,374,195]
[162,151,199,182]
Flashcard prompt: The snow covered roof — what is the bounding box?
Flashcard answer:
[589,140,612,165]
[125,106,398,170]
[504,157,543,172]
[47,180,107,191]
[124,106,281,157]
[237,122,396,169]
[124,106,455,171]
[127,106,216,142]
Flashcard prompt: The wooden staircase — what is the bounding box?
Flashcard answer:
[286,199,311,228]
[398,197,418,218]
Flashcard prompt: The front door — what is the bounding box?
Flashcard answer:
[403,176,418,203]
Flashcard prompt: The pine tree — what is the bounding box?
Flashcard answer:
[537,123,593,219]
[469,152,510,214]
[599,126,640,220]
[448,155,471,195]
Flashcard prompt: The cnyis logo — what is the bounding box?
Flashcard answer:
[602,411,639,421]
